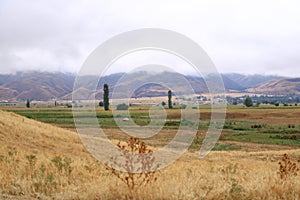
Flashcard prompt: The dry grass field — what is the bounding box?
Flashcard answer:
[0,108,300,199]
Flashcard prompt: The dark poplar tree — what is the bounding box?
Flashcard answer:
[168,90,173,109]
[26,99,30,108]
[103,84,109,111]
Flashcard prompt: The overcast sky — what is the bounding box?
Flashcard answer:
[0,0,299,77]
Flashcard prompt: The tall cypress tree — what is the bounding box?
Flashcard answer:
[103,84,109,111]
[26,99,30,108]
[168,90,173,109]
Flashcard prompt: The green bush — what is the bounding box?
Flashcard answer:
[244,96,253,107]
[117,103,129,110]
[180,104,187,109]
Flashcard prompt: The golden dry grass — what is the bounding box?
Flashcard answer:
[0,110,299,199]
[225,105,300,125]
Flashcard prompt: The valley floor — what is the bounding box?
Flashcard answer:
[0,107,299,199]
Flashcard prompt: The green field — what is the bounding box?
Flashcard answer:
[2,105,300,149]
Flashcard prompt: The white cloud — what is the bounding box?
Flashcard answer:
[0,0,299,76]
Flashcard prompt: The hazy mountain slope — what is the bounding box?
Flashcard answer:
[0,71,298,101]
[224,73,282,88]
[219,74,244,90]
[247,78,300,94]
[0,74,12,85]
[2,71,243,101]
[0,72,74,101]
[0,86,18,100]
[94,72,210,99]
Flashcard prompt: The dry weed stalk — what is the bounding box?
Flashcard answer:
[278,153,299,180]
[106,137,159,199]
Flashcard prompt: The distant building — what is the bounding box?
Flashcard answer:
[0,101,18,107]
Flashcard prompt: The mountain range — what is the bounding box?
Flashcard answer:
[0,71,299,101]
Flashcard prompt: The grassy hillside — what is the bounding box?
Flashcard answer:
[0,109,299,199]
[0,110,106,199]
[247,78,300,94]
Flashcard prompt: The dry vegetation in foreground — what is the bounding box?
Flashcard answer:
[0,110,300,199]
